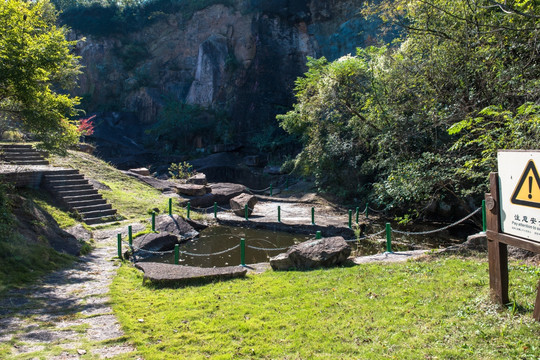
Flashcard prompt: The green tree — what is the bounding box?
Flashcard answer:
[278,0,540,218]
[0,0,82,152]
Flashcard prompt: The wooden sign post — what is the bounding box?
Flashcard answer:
[486,151,540,321]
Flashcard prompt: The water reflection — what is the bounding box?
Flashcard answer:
[141,226,312,268]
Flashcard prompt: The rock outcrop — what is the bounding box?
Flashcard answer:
[133,233,179,253]
[154,214,199,240]
[230,193,258,217]
[270,236,351,270]
[64,0,389,167]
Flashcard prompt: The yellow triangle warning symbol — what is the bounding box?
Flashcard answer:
[511,160,540,208]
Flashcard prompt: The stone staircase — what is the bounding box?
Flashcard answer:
[0,143,118,225]
[42,169,117,225]
[0,143,49,165]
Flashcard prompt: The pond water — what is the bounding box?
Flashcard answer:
[139,226,314,268]
[138,221,476,268]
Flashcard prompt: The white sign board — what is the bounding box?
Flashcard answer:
[498,150,540,243]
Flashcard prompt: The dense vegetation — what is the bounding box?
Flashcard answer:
[278,0,540,220]
[0,0,82,152]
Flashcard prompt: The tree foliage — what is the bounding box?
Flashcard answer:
[0,0,81,152]
[278,0,540,218]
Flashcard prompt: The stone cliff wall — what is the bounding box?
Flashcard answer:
[69,0,387,165]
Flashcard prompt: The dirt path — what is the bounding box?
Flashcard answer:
[0,223,145,359]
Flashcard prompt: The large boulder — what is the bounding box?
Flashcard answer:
[270,236,351,271]
[174,183,207,197]
[230,193,258,217]
[133,232,179,253]
[189,193,216,208]
[210,183,246,204]
[187,173,207,185]
[155,214,199,240]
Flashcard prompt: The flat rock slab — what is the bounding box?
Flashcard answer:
[352,250,431,264]
[135,262,248,285]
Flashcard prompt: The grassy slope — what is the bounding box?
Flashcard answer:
[0,187,75,293]
[110,257,540,359]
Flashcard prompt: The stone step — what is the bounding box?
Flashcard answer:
[84,215,117,225]
[57,189,99,197]
[66,198,107,208]
[63,194,104,203]
[3,160,50,165]
[2,153,45,159]
[81,209,117,221]
[45,178,89,187]
[0,144,33,149]
[73,203,112,213]
[43,170,80,177]
[43,172,82,180]
[50,184,94,192]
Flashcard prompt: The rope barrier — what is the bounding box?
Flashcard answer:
[368,206,384,214]
[247,186,272,194]
[132,247,176,255]
[120,198,483,264]
[246,245,290,251]
[392,208,481,236]
[179,244,241,257]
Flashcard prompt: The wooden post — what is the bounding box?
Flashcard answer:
[486,172,509,305]
[534,281,540,321]
[485,167,540,321]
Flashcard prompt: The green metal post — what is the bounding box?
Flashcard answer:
[355,207,359,224]
[316,230,322,239]
[187,202,191,219]
[174,244,179,265]
[117,234,122,259]
[240,238,246,266]
[214,202,217,219]
[151,212,156,232]
[245,204,249,220]
[169,198,172,216]
[482,199,487,232]
[278,205,281,223]
[128,225,133,246]
[348,209,352,229]
[270,184,273,197]
[311,207,315,225]
[365,203,369,219]
[385,223,392,253]
[285,178,289,190]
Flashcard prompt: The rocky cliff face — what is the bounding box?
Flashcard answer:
[69,0,386,167]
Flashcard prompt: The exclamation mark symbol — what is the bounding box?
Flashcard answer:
[528,176,533,199]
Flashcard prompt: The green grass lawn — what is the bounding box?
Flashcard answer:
[110,256,540,359]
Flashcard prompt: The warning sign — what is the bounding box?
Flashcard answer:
[510,160,540,208]
[498,151,540,242]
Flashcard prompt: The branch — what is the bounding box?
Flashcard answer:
[340,99,382,132]
[483,0,540,19]
[395,18,456,41]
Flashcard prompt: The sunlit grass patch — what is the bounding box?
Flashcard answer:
[111,257,540,359]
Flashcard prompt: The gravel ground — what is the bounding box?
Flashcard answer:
[0,223,145,359]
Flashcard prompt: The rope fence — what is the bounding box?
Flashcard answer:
[116,197,487,267]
